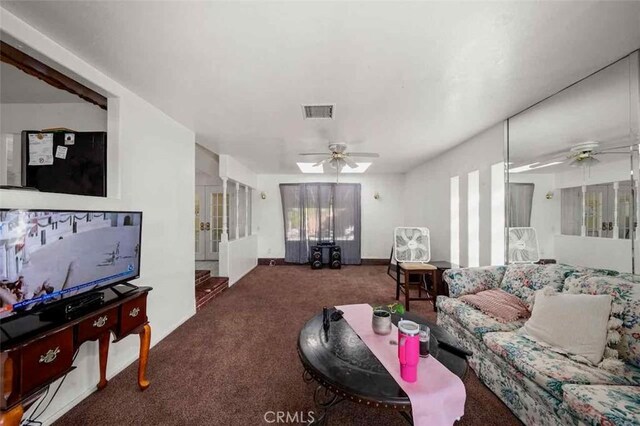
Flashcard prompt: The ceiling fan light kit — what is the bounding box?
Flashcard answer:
[298,142,379,180]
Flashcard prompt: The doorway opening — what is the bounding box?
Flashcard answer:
[195,144,225,277]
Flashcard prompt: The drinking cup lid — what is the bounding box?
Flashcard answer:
[398,320,420,336]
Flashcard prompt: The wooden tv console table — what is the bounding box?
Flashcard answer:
[0,285,152,426]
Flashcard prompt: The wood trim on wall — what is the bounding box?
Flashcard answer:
[1,41,108,110]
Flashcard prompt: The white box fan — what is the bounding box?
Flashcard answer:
[394,227,431,263]
[508,227,540,264]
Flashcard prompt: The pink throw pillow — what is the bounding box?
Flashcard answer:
[460,289,530,323]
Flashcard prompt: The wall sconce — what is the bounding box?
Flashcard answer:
[374,192,380,200]
[545,191,554,200]
[261,192,267,200]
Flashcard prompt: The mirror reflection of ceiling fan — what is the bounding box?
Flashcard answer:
[510,136,635,173]
[566,141,616,167]
[298,143,380,180]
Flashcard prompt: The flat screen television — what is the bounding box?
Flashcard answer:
[0,209,142,319]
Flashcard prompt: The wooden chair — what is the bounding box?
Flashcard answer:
[387,246,436,310]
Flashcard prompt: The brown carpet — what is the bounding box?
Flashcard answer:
[56,265,522,426]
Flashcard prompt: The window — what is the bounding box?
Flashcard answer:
[450,176,460,266]
[467,170,480,267]
[280,183,360,264]
[561,181,633,239]
[491,162,505,265]
[238,185,247,238]
[248,188,253,236]
[210,192,225,252]
[228,183,237,240]
[226,183,252,240]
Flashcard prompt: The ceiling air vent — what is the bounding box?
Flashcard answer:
[302,104,335,119]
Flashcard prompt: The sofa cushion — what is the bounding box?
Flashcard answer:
[616,272,640,283]
[483,332,640,400]
[500,264,575,307]
[443,266,507,298]
[436,297,525,339]
[563,275,640,369]
[562,384,640,426]
[522,290,612,365]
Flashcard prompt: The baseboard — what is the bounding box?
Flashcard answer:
[228,264,258,286]
[360,258,389,265]
[38,309,196,425]
[257,258,288,265]
[257,258,389,266]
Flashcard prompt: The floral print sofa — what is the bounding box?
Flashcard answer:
[437,264,640,426]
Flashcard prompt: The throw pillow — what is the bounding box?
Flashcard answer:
[521,288,612,365]
[563,275,640,369]
[444,266,506,298]
[460,289,530,323]
[500,264,572,308]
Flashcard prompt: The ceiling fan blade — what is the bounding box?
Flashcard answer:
[313,159,330,167]
[347,152,380,158]
[343,156,358,168]
[299,152,329,156]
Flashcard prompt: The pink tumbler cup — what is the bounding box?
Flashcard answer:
[398,320,420,382]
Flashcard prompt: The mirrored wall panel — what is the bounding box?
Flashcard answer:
[507,51,640,274]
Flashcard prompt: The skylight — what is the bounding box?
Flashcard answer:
[509,161,563,174]
[296,162,324,173]
[341,162,372,173]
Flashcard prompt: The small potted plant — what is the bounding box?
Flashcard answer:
[372,302,405,335]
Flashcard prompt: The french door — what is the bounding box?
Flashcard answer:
[195,185,224,260]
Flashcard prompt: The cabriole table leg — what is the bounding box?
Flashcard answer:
[0,404,23,426]
[138,323,151,390]
[97,332,110,390]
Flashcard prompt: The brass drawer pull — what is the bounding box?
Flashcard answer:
[39,347,61,364]
[93,315,108,328]
[129,307,141,318]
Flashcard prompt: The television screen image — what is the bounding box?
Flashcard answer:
[0,210,142,318]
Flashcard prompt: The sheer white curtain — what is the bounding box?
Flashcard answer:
[334,184,361,264]
[280,183,361,264]
[508,183,535,227]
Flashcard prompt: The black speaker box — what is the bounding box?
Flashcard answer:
[310,246,323,269]
[330,246,342,269]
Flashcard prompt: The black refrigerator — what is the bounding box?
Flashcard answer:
[21,130,107,197]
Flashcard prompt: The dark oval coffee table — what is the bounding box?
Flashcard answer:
[297,308,470,425]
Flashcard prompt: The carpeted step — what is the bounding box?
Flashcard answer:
[195,270,211,286]
[195,276,230,310]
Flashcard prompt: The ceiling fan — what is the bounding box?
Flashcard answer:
[298,143,380,179]
[511,138,634,173]
[566,140,633,167]
[567,141,602,167]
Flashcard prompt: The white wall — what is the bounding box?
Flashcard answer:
[555,158,631,189]
[254,173,405,260]
[221,235,258,285]
[404,123,504,266]
[195,143,222,186]
[218,153,258,283]
[0,8,195,425]
[555,235,632,272]
[0,102,107,134]
[219,154,257,189]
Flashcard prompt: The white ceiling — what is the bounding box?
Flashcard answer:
[3,1,640,173]
[0,62,85,103]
